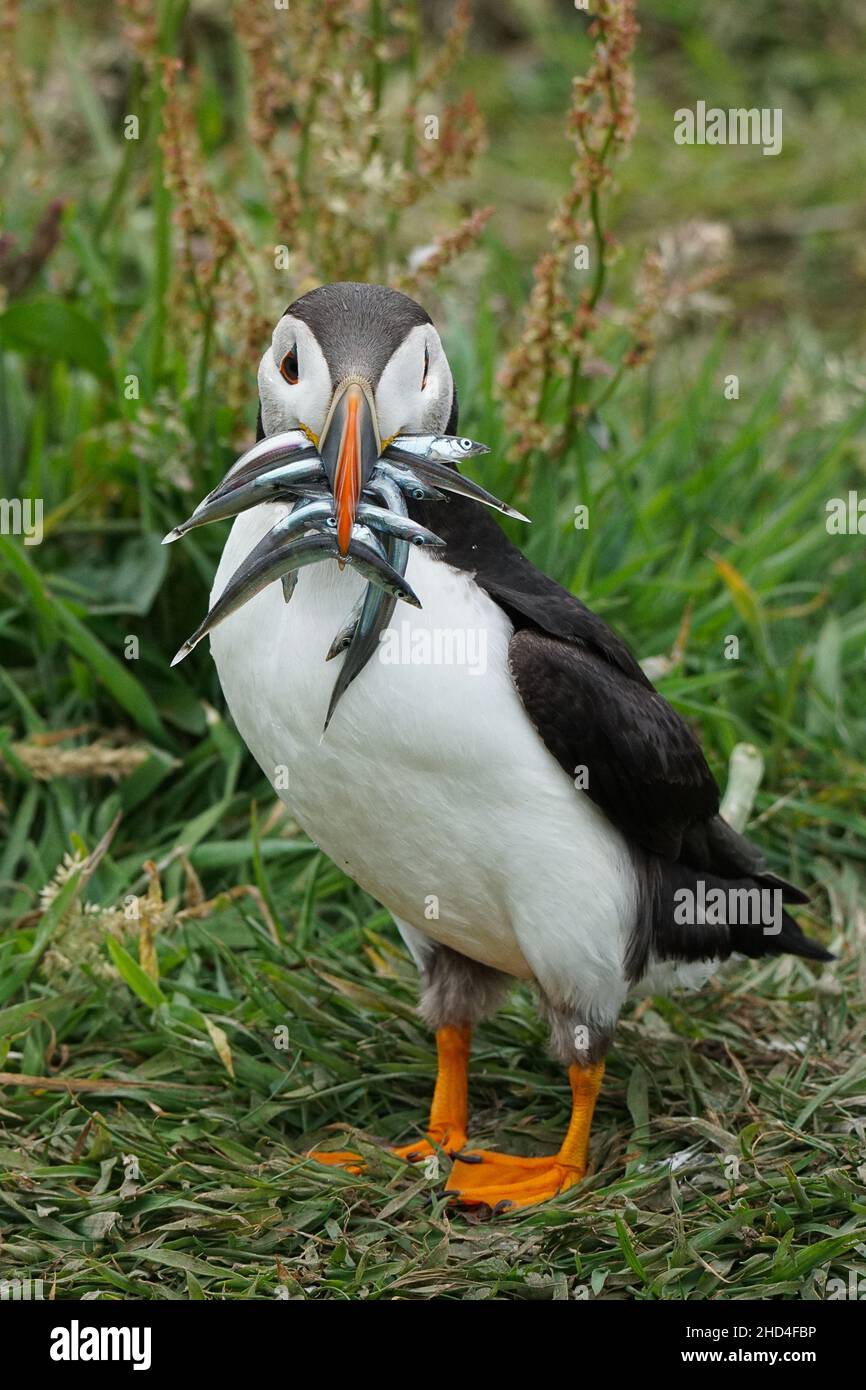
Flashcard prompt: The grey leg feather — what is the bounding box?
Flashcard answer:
[536,993,614,1067]
[418,945,511,1031]
[393,919,510,1030]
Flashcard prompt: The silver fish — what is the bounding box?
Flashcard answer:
[207,456,332,511]
[163,458,328,543]
[222,501,339,596]
[387,433,490,463]
[347,523,387,563]
[253,496,336,543]
[275,495,335,600]
[164,424,519,714]
[224,429,319,482]
[362,471,410,516]
[327,473,412,673]
[342,531,420,608]
[171,532,340,664]
[325,594,365,660]
[241,458,331,494]
[382,453,529,522]
[324,529,409,732]
[355,502,444,548]
[368,460,446,504]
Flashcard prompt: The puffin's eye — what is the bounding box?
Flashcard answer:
[421,344,429,390]
[279,344,299,385]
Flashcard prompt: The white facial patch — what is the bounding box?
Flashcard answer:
[258,315,333,439]
[375,324,454,440]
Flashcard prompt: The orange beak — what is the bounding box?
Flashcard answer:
[318,378,381,562]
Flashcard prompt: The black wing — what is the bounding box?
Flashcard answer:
[507,628,719,861]
[413,493,719,858]
[412,491,828,967]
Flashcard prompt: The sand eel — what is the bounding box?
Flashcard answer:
[168,282,831,1212]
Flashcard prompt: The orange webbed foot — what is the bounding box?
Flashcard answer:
[307,1051,605,1213]
[389,1126,468,1163]
[308,1125,467,1176]
[445,1149,586,1211]
[307,1025,471,1178]
[306,1147,366,1176]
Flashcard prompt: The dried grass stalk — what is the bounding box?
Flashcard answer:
[499,0,649,465]
[4,740,152,781]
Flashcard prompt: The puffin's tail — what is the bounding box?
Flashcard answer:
[637,859,834,972]
[729,896,834,963]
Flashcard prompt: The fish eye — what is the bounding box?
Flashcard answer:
[411,488,423,499]
[421,344,429,390]
[325,516,337,528]
[279,344,299,385]
[412,536,425,545]
[461,438,472,449]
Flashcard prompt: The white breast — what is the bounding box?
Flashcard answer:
[208,503,639,1030]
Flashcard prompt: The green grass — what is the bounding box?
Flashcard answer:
[2,324,864,1299]
[0,865,863,1300]
[1,1,865,1300]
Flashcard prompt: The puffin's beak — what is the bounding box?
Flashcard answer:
[318,378,381,561]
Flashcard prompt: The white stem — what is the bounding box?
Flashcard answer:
[719,742,765,832]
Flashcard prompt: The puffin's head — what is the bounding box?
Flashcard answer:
[258,282,456,554]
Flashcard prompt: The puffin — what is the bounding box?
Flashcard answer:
[186,282,830,1212]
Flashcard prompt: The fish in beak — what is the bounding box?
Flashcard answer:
[164,343,526,725]
[318,378,381,562]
